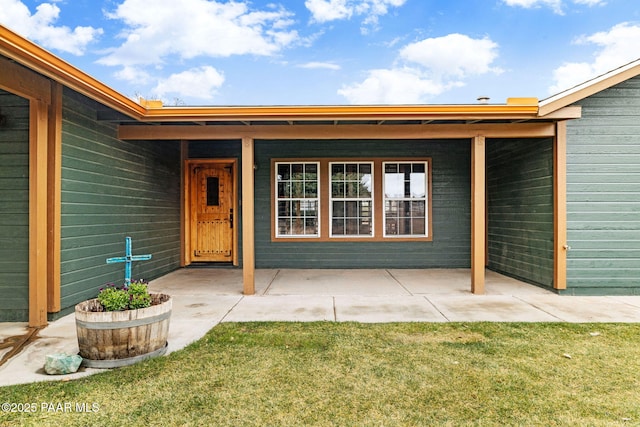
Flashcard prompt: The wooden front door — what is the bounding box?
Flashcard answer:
[190,163,234,262]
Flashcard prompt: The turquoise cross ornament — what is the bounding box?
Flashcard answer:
[106,237,152,285]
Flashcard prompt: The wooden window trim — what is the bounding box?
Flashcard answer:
[273,161,321,238]
[382,161,431,239]
[271,157,433,242]
[329,161,374,238]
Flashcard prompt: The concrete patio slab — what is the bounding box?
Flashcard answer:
[335,296,447,322]
[388,269,471,295]
[389,269,552,296]
[1,313,99,385]
[265,269,410,296]
[518,295,640,322]
[149,268,277,296]
[484,271,552,296]
[606,295,640,309]
[223,296,335,322]
[0,322,31,364]
[167,295,243,352]
[427,295,562,322]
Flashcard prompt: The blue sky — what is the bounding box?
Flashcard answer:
[1,0,639,105]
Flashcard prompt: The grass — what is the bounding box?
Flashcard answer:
[1,322,640,426]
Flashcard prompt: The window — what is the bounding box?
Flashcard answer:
[275,162,319,237]
[206,177,219,206]
[272,158,430,241]
[383,162,428,237]
[330,162,373,237]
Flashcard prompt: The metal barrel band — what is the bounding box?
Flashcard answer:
[75,310,171,330]
[80,342,168,369]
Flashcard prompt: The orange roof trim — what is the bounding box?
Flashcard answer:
[1,24,543,122]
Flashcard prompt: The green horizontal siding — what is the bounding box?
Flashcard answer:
[0,90,29,321]
[487,138,554,288]
[189,140,242,159]
[565,75,640,294]
[59,89,182,313]
[254,139,471,268]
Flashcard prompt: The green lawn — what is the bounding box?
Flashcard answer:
[2,322,639,426]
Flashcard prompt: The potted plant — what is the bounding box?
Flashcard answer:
[75,279,172,368]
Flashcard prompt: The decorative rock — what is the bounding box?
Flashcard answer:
[44,353,83,375]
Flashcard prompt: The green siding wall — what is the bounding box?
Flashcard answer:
[189,140,241,159]
[253,139,471,268]
[0,90,29,321]
[59,89,182,315]
[565,76,640,294]
[487,138,554,288]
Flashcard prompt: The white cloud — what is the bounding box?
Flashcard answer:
[399,34,501,78]
[98,0,299,68]
[0,0,102,55]
[339,34,501,104]
[298,61,341,70]
[305,0,406,32]
[502,0,563,13]
[338,68,459,104]
[549,22,640,94]
[573,0,606,5]
[502,0,605,15]
[152,66,225,101]
[305,0,352,22]
[114,66,151,84]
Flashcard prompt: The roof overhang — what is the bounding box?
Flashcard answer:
[134,98,540,123]
[0,24,581,132]
[0,25,145,118]
[540,58,640,116]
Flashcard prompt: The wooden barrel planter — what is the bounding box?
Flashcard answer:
[75,293,171,368]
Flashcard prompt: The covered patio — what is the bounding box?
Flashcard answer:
[147,267,640,324]
[159,267,549,297]
[0,24,580,326]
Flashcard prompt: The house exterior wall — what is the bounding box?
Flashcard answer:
[58,89,182,316]
[0,90,29,321]
[252,139,471,268]
[487,138,555,289]
[565,76,640,295]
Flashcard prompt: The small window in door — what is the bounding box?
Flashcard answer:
[206,177,220,206]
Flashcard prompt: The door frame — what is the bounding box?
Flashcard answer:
[183,158,239,266]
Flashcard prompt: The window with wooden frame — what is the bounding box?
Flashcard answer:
[330,162,373,237]
[272,158,431,242]
[383,161,428,238]
[275,162,319,237]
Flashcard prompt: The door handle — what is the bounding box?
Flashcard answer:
[229,209,233,228]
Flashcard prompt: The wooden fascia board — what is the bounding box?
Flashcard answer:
[539,61,640,116]
[141,104,539,122]
[0,25,145,119]
[119,122,556,140]
[0,55,51,103]
[538,106,582,120]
